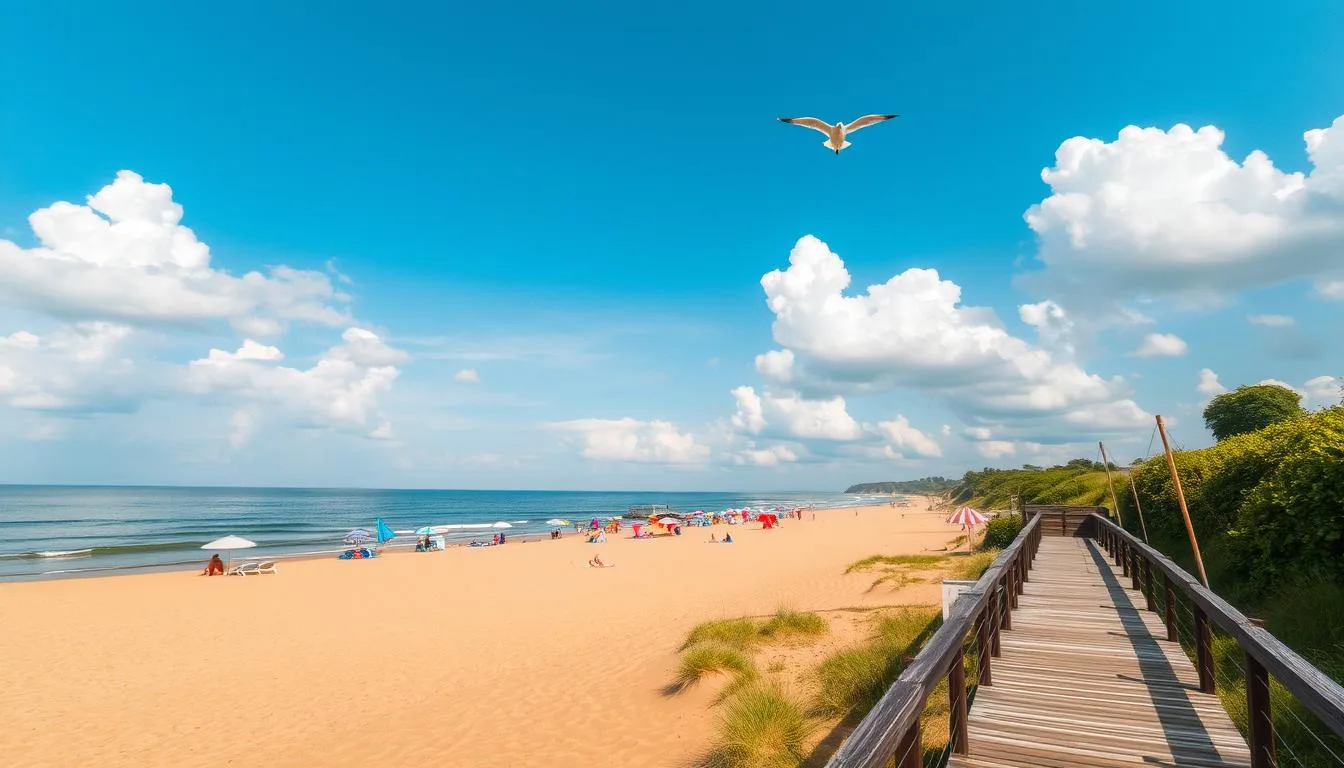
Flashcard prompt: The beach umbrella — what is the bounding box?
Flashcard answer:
[947,506,989,528]
[375,518,397,545]
[545,518,570,526]
[657,516,680,526]
[344,528,374,545]
[491,522,513,529]
[201,535,256,568]
[415,526,437,536]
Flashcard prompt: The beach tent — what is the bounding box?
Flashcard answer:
[758,513,778,529]
[375,518,396,545]
[201,535,256,569]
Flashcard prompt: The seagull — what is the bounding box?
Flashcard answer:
[778,114,899,154]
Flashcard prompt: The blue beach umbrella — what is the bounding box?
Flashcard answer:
[375,518,396,544]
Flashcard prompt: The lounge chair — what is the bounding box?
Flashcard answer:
[228,562,259,576]
[250,561,277,575]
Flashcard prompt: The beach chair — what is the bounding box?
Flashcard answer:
[251,561,277,575]
[228,562,259,576]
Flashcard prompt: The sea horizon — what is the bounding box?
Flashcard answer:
[0,485,896,581]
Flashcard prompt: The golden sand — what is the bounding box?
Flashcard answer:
[0,500,964,767]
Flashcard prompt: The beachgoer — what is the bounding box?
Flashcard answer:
[203,554,225,576]
[710,533,717,543]
[724,534,733,544]
[590,554,607,567]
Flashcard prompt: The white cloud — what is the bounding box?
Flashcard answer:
[0,171,348,334]
[1196,368,1227,398]
[730,385,863,441]
[874,416,942,458]
[1247,314,1295,327]
[1132,332,1188,358]
[453,368,480,384]
[753,235,1149,442]
[0,322,141,412]
[1259,375,1341,410]
[1018,299,1075,354]
[184,328,406,439]
[731,443,801,466]
[1022,115,1344,304]
[549,417,710,464]
[977,440,1017,459]
[229,410,258,449]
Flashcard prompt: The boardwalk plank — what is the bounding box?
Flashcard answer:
[947,537,1251,768]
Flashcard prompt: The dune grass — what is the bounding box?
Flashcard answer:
[701,683,815,768]
[683,618,762,650]
[813,606,940,718]
[671,643,758,693]
[759,609,829,642]
[948,550,997,581]
[845,554,947,574]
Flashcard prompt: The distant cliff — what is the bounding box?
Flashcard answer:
[843,477,958,495]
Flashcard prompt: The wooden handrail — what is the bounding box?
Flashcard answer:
[824,513,1043,767]
[1092,513,1344,763]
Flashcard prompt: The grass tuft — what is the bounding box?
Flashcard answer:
[702,683,814,768]
[759,609,829,642]
[683,618,761,650]
[670,643,757,693]
[812,606,940,718]
[845,554,947,574]
[948,550,997,581]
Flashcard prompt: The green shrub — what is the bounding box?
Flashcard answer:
[813,607,939,717]
[980,516,1022,549]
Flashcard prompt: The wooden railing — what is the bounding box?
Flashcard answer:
[823,513,1043,767]
[1093,513,1344,768]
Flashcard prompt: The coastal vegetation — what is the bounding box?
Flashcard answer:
[1120,405,1344,761]
[842,477,958,495]
[954,458,1120,509]
[1201,382,1306,442]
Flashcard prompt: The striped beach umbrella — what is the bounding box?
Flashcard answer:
[343,528,374,545]
[947,506,989,528]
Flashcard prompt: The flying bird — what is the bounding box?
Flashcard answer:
[777,114,899,154]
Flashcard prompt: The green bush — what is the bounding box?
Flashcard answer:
[703,683,814,768]
[980,516,1022,549]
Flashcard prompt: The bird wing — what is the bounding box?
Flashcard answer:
[778,117,834,136]
[843,114,899,133]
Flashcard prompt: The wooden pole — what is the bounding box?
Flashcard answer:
[1127,472,1150,544]
[1156,415,1209,587]
[1098,441,1124,527]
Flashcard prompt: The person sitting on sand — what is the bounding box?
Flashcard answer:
[709,532,717,543]
[589,554,611,568]
[723,533,733,544]
[202,554,225,576]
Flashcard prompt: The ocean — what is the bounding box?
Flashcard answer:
[0,486,882,580]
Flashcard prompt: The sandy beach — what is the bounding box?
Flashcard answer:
[1,499,966,768]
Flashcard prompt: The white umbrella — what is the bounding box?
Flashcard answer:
[201,535,256,569]
[546,519,570,526]
[947,506,989,528]
[657,517,681,526]
[491,522,513,529]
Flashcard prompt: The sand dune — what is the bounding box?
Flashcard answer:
[0,500,963,767]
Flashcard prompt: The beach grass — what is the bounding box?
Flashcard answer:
[702,682,814,768]
[948,550,997,581]
[844,554,946,574]
[683,618,761,650]
[758,609,828,642]
[671,643,758,692]
[812,606,940,718]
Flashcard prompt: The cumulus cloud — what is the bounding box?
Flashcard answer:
[729,385,941,459]
[0,171,348,334]
[1196,368,1227,398]
[0,323,142,412]
[1022,115,1344,304]
[184,328,406,439]
[453,368,480,384]
[549,417,710,464]
[1132,333,1188,358]
[731,442,801,466]
[751,235,1149,442]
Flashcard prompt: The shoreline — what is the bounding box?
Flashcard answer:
[2,497,961,767]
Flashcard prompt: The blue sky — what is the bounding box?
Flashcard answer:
[1,1,1342,490]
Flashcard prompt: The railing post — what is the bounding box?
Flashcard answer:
[1163,573,1176,642]
[948,649,970,755]
[1246,650,1276,768]
[1194,606,1216,694]
[1130,550,1141,591]
[991,584,1003,655]
[1019,549,1029,583]
[1001,576,1014,629]
[1122,541,1130,577]
[976,608,993,686]
[895,719,922,768]
[1142,558,1155,611]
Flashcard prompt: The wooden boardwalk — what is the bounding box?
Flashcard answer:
[948,536,1253,768]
